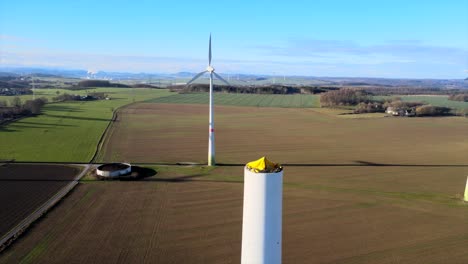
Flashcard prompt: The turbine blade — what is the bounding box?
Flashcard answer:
[209,34,212,66]
[186,71,207,85]
[213,72,231,86]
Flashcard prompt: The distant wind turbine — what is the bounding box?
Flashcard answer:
[31,76,35,100]
[186,34,230,166]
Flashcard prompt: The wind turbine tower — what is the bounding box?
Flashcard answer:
[186,34,230,166]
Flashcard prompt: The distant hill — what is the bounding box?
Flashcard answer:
[177,84,339,94]
[76,80,130,88]
[0,66,467,89]
[29,73,62,78]
[0,67,87,78]
[175,72,195,77]
[0,76,30,88]
[0,72,19,77]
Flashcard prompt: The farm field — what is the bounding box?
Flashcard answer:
[0,87,171,104]
[97,102,468,165]
[2,165,468,263]
[1,89,74,104]
[0,164,81,244]
[149,93,320,108]
[1,88,106,105]
[0,88,171,162]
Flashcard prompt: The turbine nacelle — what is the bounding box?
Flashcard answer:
[206,66,215,73]
[186,34,230,87]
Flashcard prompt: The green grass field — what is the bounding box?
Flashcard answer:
[375,95,468,111]
[0,88,171,162]
[0,89,68,105]
[149,93,320,108]
[0,87,168,105]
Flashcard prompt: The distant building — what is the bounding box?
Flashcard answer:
[405,109,416,117]
[385,107,399,116]
[386,107,415,117]
[0,88,31,96]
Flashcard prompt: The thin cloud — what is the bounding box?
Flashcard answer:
[254,38,468,65]
[0,50,205,73]
[1,44,467,78]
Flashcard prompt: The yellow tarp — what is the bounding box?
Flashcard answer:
[246,157,282,173]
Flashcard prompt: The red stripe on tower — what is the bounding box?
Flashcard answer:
[210,128,214,132]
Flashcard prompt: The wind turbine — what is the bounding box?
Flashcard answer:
[186,34,230,166]
[31,76,35,100]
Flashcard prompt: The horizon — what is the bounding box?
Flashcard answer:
[1,0,467,79]
[2,65,468,81]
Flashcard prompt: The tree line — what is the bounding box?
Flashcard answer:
[176,84,339,94]
[76,80,130,88]
[448,93,468,102]
[73,80,159,89]
[361,87,465,96]
[52,92,108,102]
[320,88,372,107]
[0,97,48,122]
[320,89,457,117]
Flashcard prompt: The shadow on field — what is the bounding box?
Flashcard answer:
[143,173,243,184]
[143,173,209,182]
[0,126,16,132]
[92,166,157,181]
[0,123,76,131]
[19,121,76,127]
[353,161,468,167]
[45,105,83,112]
[17,124,57,129]
[0,178,73,182]
[94,167,230,183]
[44,114,111,122]
[3,124,76,131]
[217,162,468,168]
[119,166,157,181]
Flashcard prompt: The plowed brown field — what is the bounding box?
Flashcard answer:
[0,164,81,242]
[2,165,468,263]
[97,103,468,165]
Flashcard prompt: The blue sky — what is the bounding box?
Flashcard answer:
[1,0,467,78]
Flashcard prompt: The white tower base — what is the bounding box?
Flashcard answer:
[241,167,283,264]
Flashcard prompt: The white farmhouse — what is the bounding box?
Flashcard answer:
[385,107,399,116]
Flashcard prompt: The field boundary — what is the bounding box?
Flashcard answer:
[89,101,140,163]
[0,115,29,127]
[0,97,82,127]
[88,104,120,163]
[0,164,90,252]
[90,97,165,163]
[148,93,321,108]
